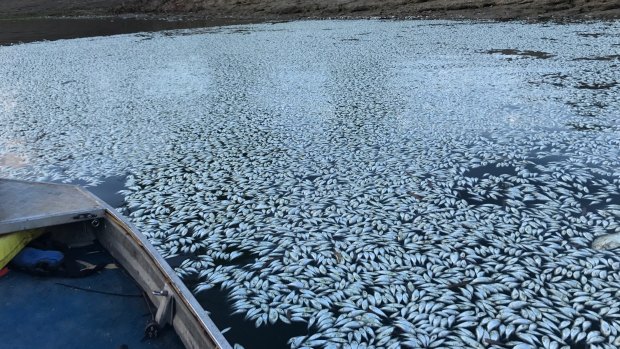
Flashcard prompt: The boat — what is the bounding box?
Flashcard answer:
[0,178,232,349]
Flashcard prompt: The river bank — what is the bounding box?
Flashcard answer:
[1,0,619,22]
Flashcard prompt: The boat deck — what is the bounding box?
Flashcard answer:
[0,237,184,349]
[0,179,104,235]
[0,179,184,349]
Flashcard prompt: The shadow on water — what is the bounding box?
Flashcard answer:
[0,17,252,46]
[193,287,310,349]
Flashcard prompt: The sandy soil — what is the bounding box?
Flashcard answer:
[1,0,619,21]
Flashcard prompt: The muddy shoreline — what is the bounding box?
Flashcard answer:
[1,6,618,46]
[0,0,618,45]
[1,0,619,22]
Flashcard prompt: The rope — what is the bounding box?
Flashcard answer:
[54,282,143,298]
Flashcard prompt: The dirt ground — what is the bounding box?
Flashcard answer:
[1,0,619,21]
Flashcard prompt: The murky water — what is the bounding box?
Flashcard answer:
[75,175,127,207]
[1,20,620,348]
[0,17,251,46]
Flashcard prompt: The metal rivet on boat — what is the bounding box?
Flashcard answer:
[153,289,169,297]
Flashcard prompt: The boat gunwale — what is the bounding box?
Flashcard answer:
[80,185,232,349]
[0,178,231,349]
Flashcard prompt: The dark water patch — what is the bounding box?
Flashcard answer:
[589,101,607,109]
[529,72,569,88]
[577,32,605,38]
[583,195,620,214]
[0,17,251,46]
[566,122,611,131]
[575,81,617,90]
[529,155,569,167]
[72,175,127,207]
[194,287,310,349]
[165,253,195,269]
[217,249,258,267]
[565,100,599,116]
[417,22,468,27]
[463,163,518,179]
[541,72,568,79]
[227,28,253,35]
[521,198,549,208]
[542,72,569,83]
[456,189,504,207]
[573,54,620,61]
[485,49,555,59]
[303,174,321,182]
[458,162,566,208]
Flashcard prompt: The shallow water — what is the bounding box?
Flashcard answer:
[1,20,620,348]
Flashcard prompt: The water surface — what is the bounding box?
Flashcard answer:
[1,20,619,349]
[0,17,252,45]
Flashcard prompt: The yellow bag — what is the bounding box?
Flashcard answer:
[0,229,43,269]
